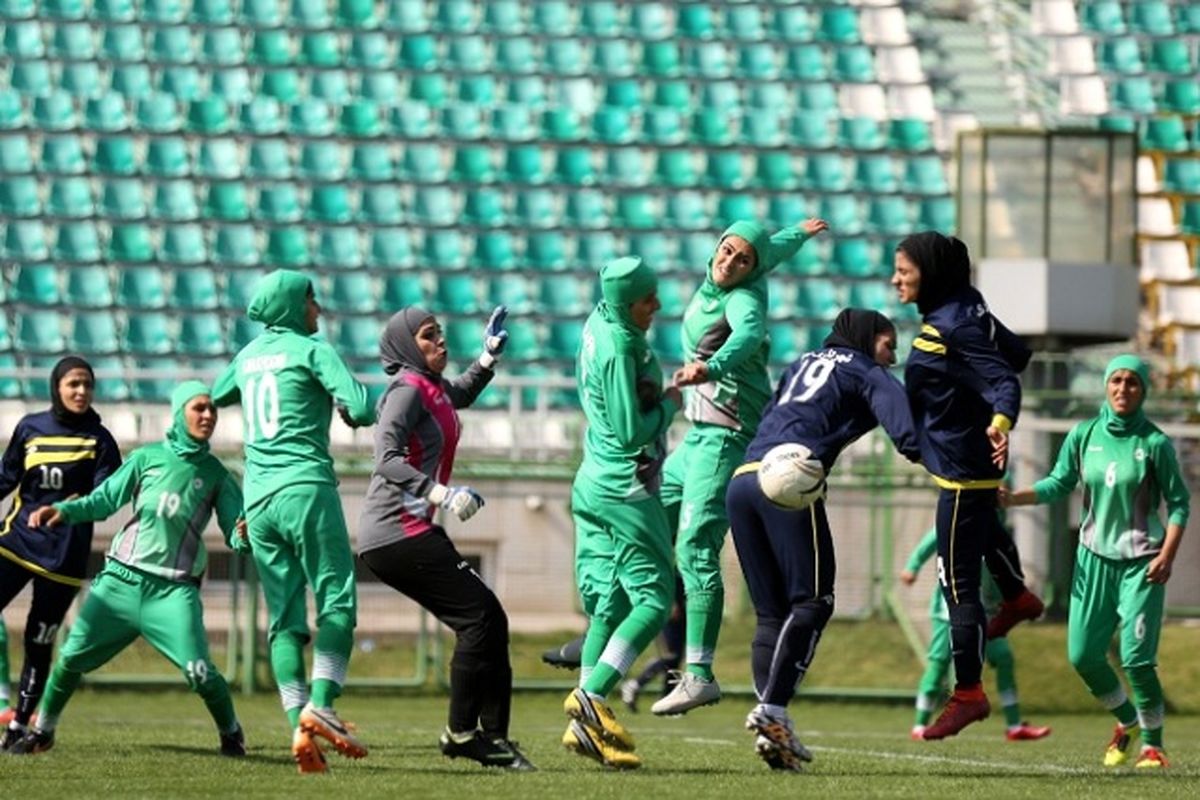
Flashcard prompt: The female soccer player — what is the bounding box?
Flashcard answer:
[357,305,534,771]
[8,382,248,756]
[0,357,121,749]
[565,256,681,769]
[1001,355,1188,768]
[655,218,828,715]
[901,527,1051,742]
[894,231,1043,740]
[727,309,921,770]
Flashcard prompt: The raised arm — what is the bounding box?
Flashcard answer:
[311,341,375,427]
[211,360,241,408]
[863,367,921,463]
[53,451,142,525]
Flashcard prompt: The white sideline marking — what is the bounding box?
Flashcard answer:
[811,745,1092,775]
[683,737,737,746]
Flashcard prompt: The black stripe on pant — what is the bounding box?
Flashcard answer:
[359,527,512,739]
[935,487,1026,688]
[727,472,835,708]
[0,557,80,726]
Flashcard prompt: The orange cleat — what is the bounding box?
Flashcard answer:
[299,703,367,760]
[292,728,328,774]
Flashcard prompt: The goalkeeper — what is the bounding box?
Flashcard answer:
[900,526,1051,742]
[8,382,247,757]
[213,270,375,773]
[563,256,681,770]
[654,218,827,715]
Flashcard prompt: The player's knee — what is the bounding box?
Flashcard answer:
[182,659,223,692]
[986,641,1014,669]
[318,610,355,635]
[946,601,984,628]
[458,600,510,655]
[790,598,834,632]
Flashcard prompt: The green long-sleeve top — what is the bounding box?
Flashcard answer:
[1033,416,1190,560]
[904,527,1001,621]
[55,443,248,582]
[576,303,680,501]
[682,226,812,433]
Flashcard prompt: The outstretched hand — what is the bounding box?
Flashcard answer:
[483,305,509,357]
[672,361,709,387]
[801,218,830,237]
[899,570,917,586]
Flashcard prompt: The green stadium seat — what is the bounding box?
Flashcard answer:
[903,155,950,195]
[200,27,241,66]
[310,71,352,105]
[261,69,302,104]
[250,29,292,66]
[161,66,203,103]
[196,138,241,180]
[849,281,893,313]
[350,142,395,182]
[398,33,438,70]
[656,150,698,188]
[423,229,467,271]
[309,185,354,223]
[658,276,694,317]
[644,41,682,78]
[242,0,284,25]
[136,93,182,133]
[1081,1,1126,34]
[665,191,709,230]
[382,273,427,308]
[1163,159,1200,193]
[754,151,799,191]
[152,26,197,65]
[1099,37,1145,74]
[264,227,310,267]
[767,195,810,230]
[447,35,488,73]
[257,184,303,223]
[818,6,861,44]
[46,0,89,18]
[540,275,588,317]
[213,68,253,104]
[629,231,673,270]
[784,43,828,81]
[436,0,475,31]
[124,311,170,355]
[1180,201,1200,235]
[564,189,609,229]
[326,272,376,314]
[314,227,360,268]
[1110,77,1156,113]
[767,322,803,364]
[819,195,864,235]
[457,74,496,106]
[742,110,785,146]
[219,268,263,311]
[1131,1,1174,35]
[497,37,537,73]
[68,311,118,354]
[299,141,347,181]
[434,274,481,314]
[797,82,838,112]
[230,319,265,351]
[888,118,934,152]
[1180,4,1200,34]
[171,268,219,310]
[692,113,733,146]
[12,263,60,304]
[160,223,207,264]
[333,317,380,361]
[643,106,685,145]
[727,3,766,38]
[290,99,335,137]
[347,29,389,68]
[512,188,558,227]
[1143,117,1189,153]
[831,238,878,279]
[767,281,798,320]
[691,42,732,79]
[839,116,885,151]
[651,319,684,364]
[1162,81,1200,115]
[54,221,101,263]
[545,319,583,360]
[631,3,672,38]
[867,196,913,236]
[526,230,569,271]
[16,311,65,355]
[145,136,190,177]
[593,106,635,144]
[797,278,842,319]
[369,228,415,270]
[738,42,779,80]
[108,62,151,99]
[654,80,693,112]
[488,275,534,315]
[85,93,130,131]
[4,19,44,58]
[178,313,225,357]
[805,153,850,192]
[531,0,569,34]
[678,4,714,39]
[301,30,341,67]
[144,0,185,22]
[4,220,49,261]
[1148,40,1192,75]
[576,231,618,268]
[555,147,596,185]
[580,1,620,36]
[716,193,759,227]
[917,197,957,232]
[154,180,200,220]
[855,154,898,193]
[443,103,486,140]
[360,185,405,225]
[747,82,790,113]
[62,62,102,99]
[614,193,658,229]
[109,224,154,263]
[0,176,39,217]
[462,187,506,226]
[0,134,34,173]
[65,265,113,308]
[482,0,523,33]
[214,225,259,267]
[0,353,19,400]
[678,232,714,269]
[90,355,129,403]
[10,59,52,99]
[402,142,446,182]
[47,176,94,218]
[32,92,78,131]
[412,186,456,225]
[468,231,516,271]
[451,144,497,184]
[0,90,24,130]
[245,140,292,181]
[492,104,536,141]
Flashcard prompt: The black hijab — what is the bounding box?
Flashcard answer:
[49,355,100,427]
[823,309,894,358]
[380,307,437,377]
[897,231,971,315]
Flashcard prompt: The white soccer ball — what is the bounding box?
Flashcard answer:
[757,443,826,511]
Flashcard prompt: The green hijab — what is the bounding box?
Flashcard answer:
[1100,354,1150,436]
[166,380,211,458]
[599,255,657,331]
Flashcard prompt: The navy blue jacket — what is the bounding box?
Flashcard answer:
[905,286,1030,484]
[747,346,921,470]
[0,411,122,585]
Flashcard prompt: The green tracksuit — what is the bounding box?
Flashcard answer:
[212,269,375,726]
[905,528,1024,729]
[660,221,813,678]
[35,382,246,737]
[573,257,681,698]
[1031,356,1189,750]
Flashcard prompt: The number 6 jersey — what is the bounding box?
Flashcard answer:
[745,346,921,471]
[0,410,121,585]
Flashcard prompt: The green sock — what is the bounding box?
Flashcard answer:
[286,705,302,729]
[584,605,668,697]
[1002,703,1021,727]
[195,670,240,734]
[580,619,615,688]
[310,619,354,708]
[915,693,938,727]
[0,619,10,706]
[37,665,83,732]
[1126,664,1165,749]
[270,632,309,724]
[684,591,722,682]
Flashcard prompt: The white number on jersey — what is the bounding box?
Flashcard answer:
[244,372,281,442]
[37,465,63,490]
[1104,461,1118,489]
[156,491,181,518]
[780,356,837,404]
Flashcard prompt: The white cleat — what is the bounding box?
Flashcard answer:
[650,672,721,716]
[746,706,812,770]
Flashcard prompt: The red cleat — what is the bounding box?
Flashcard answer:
[1005,722,1052,741]
[987,590,1044,640]
[923,686,990,740]
[0,708,14,726]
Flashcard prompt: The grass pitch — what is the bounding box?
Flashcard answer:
[4,690,1198,799]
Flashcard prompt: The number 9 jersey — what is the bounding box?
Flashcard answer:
[744,346,922,472]
[0,410,121,585]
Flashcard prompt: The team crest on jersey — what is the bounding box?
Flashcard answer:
[1135,448,1145,461]
[193,478,205,490]
[702,298,720,313]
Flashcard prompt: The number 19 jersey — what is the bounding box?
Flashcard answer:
[212,329,375,511]
[745,347,921,471]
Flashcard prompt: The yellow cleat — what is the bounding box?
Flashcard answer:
[563,688,635,751]
[562,720,641,770]
[1134,747,1169,769]
[292,728,329,774]
[1103,725,1132,767]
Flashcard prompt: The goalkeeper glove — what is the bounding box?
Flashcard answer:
[427,484,486,522]
[479,305,509,368]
